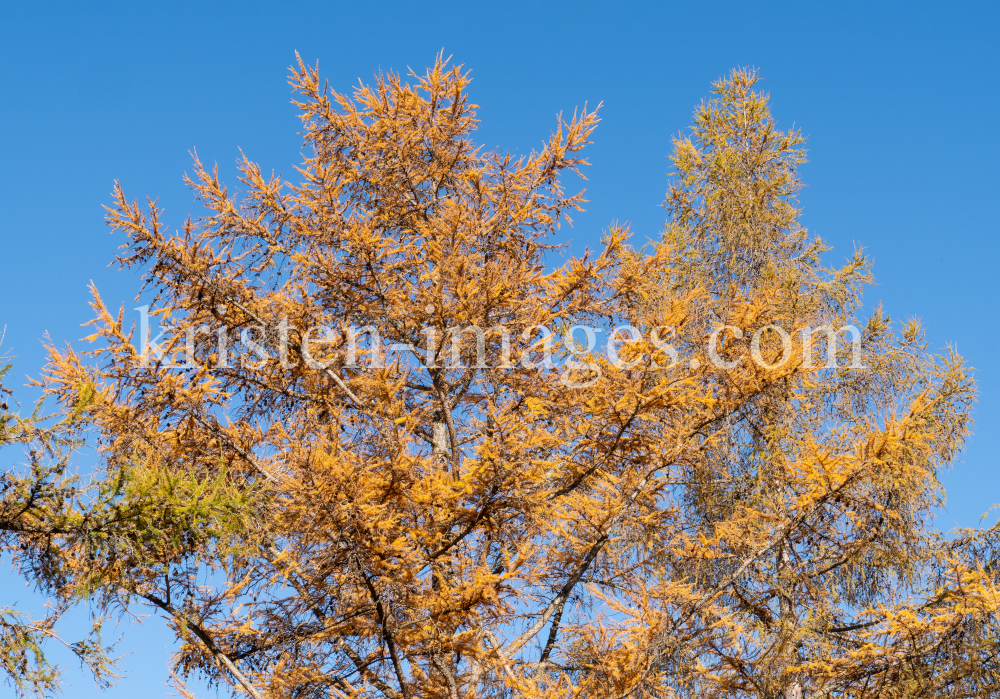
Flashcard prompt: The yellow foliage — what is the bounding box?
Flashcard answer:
[28,60,999,699]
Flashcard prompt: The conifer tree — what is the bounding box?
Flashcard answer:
[0,362,118,697]
[20,58,1000,698]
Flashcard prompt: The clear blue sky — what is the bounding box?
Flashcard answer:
[1,1,998,696]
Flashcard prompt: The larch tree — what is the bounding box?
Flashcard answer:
[15,57,1000,698]
[0,360,119,696]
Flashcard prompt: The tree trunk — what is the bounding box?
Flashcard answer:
[784,682,803,699]
[778,544,805,698]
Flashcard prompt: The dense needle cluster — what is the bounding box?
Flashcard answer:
[2,57,998,698]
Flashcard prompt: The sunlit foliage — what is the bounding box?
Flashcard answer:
[7,58,999,698]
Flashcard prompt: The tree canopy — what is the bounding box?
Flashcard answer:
[3,57,999,699]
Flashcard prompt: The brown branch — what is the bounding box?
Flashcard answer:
[133,590,265,699]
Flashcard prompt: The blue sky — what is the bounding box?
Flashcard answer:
[1,1,998,696]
